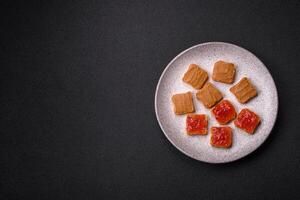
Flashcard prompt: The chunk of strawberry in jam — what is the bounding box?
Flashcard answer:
[234,108,260,134]
[186,114,208,135]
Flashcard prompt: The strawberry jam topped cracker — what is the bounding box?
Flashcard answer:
[234,108,260,134]
[210,127,232,148]
[186,114,208,135]
[212,100,236,124]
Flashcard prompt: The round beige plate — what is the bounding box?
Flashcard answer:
[155,42,278,163]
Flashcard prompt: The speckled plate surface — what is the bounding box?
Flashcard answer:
[155,42,278,163]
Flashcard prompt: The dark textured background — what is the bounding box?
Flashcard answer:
[1,0,300,199]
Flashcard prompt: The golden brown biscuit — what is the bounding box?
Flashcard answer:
[196,83,223,108]
[230,77,257,103]
[212,60,236,84]
[182,64,208,89]
[171,92,195,115]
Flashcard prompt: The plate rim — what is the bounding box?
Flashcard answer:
[154,41,279,163]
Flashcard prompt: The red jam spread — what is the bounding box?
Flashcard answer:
[234,108,260,134]
[212,100,236,124]
[210,127,232,148]
[186,114,208,135]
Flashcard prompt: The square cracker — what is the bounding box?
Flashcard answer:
[234,108,260,134]
[182,64,208,89]
[230,77,257,103]
[212,60,236,84]
[212,100,237,124]
[210,127,232,148]
[186,114,208,135]
[196,82,223,108]
[171,92,195,115]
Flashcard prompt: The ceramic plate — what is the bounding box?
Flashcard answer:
[155,42,278,163]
